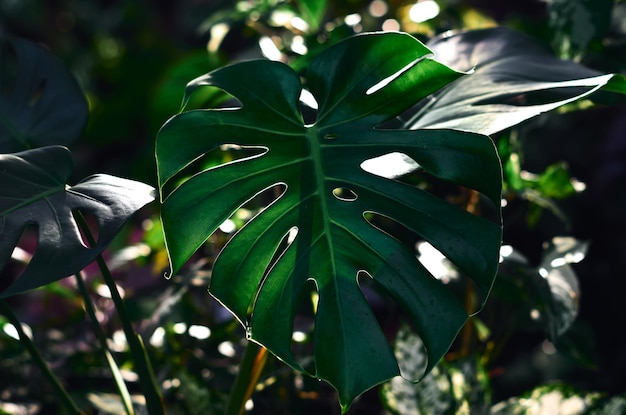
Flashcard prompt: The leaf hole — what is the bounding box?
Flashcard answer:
[363,211,418,248]
[243,211,293,323]
[416,241,459,285]
[240,183,287,213]
[415,239,485,313]
[72,210,100,248]
[267,225,297,267]
[160,144,268,199]
[290,279,317,371]
[365,55,432,95]
[360,152,420,179]
[299,89,318,126]
[475,86,598,107]
[357,271,396,332]
[332,187,357,202]
[183,86,241,112]
[0,223,38,293]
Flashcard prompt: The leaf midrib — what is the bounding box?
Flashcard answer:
[306,124,354,374]
[306,126,336,275]
[0,185,66,216]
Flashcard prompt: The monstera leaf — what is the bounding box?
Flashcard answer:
[402,27,626,135]
[157,32,502,410]
[0,145,155,297]
[0,36,88,153]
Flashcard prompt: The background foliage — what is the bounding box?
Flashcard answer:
[1,0,626,414]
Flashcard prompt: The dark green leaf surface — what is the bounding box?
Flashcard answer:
[0,36,88,153]
[157,32,502,410]
[403,27,626,135]
[0,146,155,297]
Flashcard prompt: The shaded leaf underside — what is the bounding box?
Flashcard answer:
[404,27,626,135]
[0,145,155,297]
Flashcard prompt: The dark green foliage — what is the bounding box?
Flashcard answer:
[0,36,88,152]
[0,146,154,297]
[2,0,626,414]
[156,32,503,410]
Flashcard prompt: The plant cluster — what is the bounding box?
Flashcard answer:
[1,0,626,414]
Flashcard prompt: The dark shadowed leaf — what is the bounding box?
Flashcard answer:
[401,27,626,135]
[538,237,588,340]
[0,36,88,153]
[496,237,587,341]
[157,32,502,411]
[0,146,155,297]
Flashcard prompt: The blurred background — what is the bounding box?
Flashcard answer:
[1,0,626,413]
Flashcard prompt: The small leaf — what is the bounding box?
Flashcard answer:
[296,0,328,32]
[0,36,88,153]
[538,237,588,339]
[535,163,580,199]
[496,238,587,340]
[0,146,155,297]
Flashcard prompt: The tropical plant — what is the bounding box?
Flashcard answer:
[154,21,626,414]
[156,31,504,412]
[1,1,626,414]
[0,34,163,415]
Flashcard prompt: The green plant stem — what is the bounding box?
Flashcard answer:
[460,279,476,357]
[224,341,269,415]
[0,299,85,415]
[75,213,165,415]
[75,272,135,415]
[96,255,165,415]
[96,250,165,415]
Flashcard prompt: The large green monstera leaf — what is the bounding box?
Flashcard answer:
[157,32,502,410]
[0,36,88,153]
[0,145,155,297]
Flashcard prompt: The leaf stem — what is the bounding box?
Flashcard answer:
[460,279,476,357]
[0,299,84,415]
[75,272,135,415]
[75,212,166,415]
[224,341,269,415]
